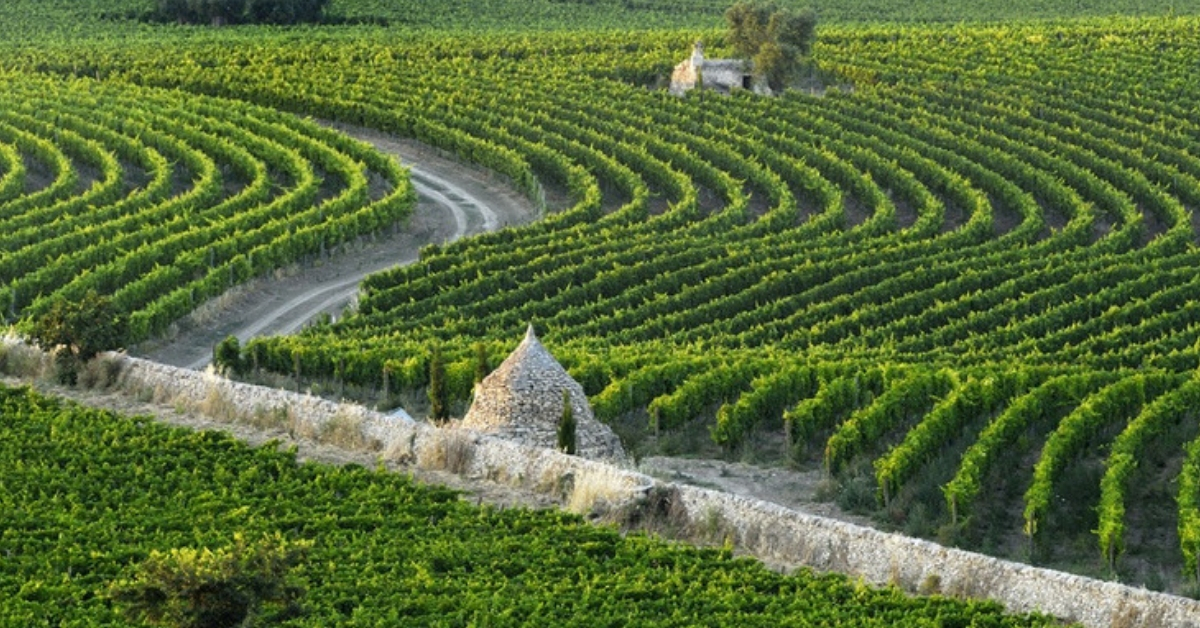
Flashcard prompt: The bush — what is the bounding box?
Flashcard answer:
[214,335,244,376]
[107,533,310,628]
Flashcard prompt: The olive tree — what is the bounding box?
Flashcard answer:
[29,290,125,385]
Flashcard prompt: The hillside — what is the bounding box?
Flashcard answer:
[3,0,1200,616]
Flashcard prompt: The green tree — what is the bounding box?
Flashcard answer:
[157,0,195,23]
[558,389,577,455]
[214,335,244,376]
[725,1,817,90]
[247,0,329,24]
[428,344,449,422]
[186,0,245,26]
[107,533,309,628]
[157,0,328,25]
[473,341,490,384]
[29,290,125,385]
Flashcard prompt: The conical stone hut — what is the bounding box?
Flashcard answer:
[462,325,627,462]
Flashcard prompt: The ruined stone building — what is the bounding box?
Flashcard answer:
[670,41,770,96]
[461,325,627,462]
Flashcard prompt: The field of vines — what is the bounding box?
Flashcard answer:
[0,383,1067,625]
[4,0,1200,603]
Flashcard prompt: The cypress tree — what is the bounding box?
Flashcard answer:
[428,344,449,423]
[557,389,577,455]
[473,341,490,384]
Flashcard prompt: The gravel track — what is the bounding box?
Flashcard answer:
[135,128,536,370]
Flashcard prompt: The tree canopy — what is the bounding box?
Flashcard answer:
[156,0,330,26]
[28,290,125,385]
[725,1,817,90]
[107,534,309,628]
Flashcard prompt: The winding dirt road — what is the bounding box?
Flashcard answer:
[135,127,538,370]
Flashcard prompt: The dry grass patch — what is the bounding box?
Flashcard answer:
[418,428,476,475]
[78,354,125,390]
[0,337,55,381]
[198,376,239,422]
[247,404,292,431]
[318,406,377,451]
[566,469,631,516]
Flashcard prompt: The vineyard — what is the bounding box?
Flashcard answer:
[0,71,415,344]
[3,0,1200,611]
[0,383,1070,625]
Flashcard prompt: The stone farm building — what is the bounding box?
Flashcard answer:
[461,325,627,463]
[670,41,771,96]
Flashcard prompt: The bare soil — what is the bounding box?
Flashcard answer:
[639,456,875,528]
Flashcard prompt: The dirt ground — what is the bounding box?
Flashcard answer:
[639,455,875,527]
[135,126,539,370]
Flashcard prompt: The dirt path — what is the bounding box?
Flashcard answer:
[135,128,537,370]
[639,456,876,528]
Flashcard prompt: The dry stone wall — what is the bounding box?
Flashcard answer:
[25,346,1200,628]
[673,487,1200,628]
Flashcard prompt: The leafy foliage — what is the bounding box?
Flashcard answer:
[107,533,309,628]
[214,335,245,376]
[725,0,817,88]
[154,0,328,25]
[28,290,124,385]
[428,343,449,422]
[0,383,1063,626]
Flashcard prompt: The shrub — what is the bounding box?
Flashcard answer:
[107,533,310,628]
[213,335,244,376]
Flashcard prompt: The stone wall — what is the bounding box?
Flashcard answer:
[673,487,1200,627]
[32,349,1200,628]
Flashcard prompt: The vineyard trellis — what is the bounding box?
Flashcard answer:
[4,1,1200,597]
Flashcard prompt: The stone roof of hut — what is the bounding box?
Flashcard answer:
[461,325,627,462]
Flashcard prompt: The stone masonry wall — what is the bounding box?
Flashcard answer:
[41,350,1200,628]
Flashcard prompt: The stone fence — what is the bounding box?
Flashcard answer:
[18,348,1200,628]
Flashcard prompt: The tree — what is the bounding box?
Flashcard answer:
[557,389,577,455]
[473,341,490,384]
[428,344,449,423]
[214,335,244,376]
[187,0,245,26]
[29,290,125,385]
[108,533,309,628]
[156,0,328,25]
[725,1,817,90]
[246,0,329,24]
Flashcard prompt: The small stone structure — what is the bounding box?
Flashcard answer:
[670,41,771,96]
[461,325,627,463]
